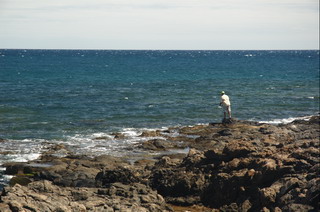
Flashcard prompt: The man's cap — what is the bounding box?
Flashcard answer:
[221,91,225,94]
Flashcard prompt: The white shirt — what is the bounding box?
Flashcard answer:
[221,94,231,106]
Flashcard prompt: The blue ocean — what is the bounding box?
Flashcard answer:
[0,50,319,185]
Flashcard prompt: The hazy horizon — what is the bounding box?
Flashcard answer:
[1,0,319,50]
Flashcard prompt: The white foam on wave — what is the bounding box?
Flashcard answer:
[122,126,168,137]
[259,115,313,125]
[10,153,42,163]
[0,139,48,186]
[0,138,49,166]
[122,128,141,137]
[91,132,114,139]
[0,125,184,175]
[61,126,168,157]
[1,174,13,182]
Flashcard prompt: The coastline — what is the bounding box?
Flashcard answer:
[0,116,319,211]
[1,114,319,165]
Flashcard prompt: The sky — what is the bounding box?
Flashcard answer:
[0,0,319,50]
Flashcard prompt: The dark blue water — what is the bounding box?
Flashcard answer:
[0,50,319,141]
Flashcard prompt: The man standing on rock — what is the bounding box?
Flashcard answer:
[219,91,232,120]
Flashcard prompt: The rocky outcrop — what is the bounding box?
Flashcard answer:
[0,180,171,212]
[0,154,171,212]
[0,116,319,211]
[148,117,320,211]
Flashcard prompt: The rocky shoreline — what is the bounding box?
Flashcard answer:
[0,116,319,212]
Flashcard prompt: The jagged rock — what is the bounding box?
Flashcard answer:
[151,167,206,206]
[1,116,319,211]
[180,148,205,168]
[95,167,140,187]
[150,149,208,206]
[155,156,181,167]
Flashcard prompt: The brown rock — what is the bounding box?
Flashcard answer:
[1,180,172,212]
[140,139,174,151]
[1,116,319,211]
[140,130,162,137]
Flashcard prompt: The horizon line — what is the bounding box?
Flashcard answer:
[0,48,319,51]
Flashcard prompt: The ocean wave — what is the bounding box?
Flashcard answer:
[63,127,169,157]
[0,138,49,165]
[7,153,41,163]
[258,115,314,125]
[0,126,170,168]
[0,114,317,171]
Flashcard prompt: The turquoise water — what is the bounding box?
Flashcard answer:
[0,50,319,168]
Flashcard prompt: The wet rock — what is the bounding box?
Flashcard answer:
[3,163,26,175]
[111,132,126,139]
[9,176,32,187]
[222,118,234,125]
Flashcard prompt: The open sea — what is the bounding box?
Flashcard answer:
[0,49,319,187]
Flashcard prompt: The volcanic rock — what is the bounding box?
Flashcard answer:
[1,116,319,211]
